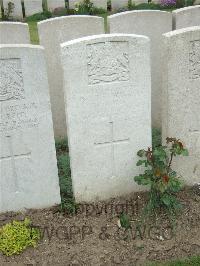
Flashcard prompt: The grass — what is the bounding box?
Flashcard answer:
[55,139,77,214]
[28,21,39,44]
[148,256,200,266]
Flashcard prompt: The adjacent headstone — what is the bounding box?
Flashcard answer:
[0,22,30,44]
[38,16,104,138]
[173,6,200,30]
[61,34,152,202]
[3,0,23,19]
[108,10,172,128]
[24,0,43,17]
[69,0,107,9]
[0,44,61,213]
[93,0,107,9]
[68,0,76,9]
[162,26,200,185]
[111,0,148,10]
[47,0,65,12]
[111,0,129,10]
[0,0,2,18]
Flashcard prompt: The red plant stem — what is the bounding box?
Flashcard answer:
[168,152,174,172]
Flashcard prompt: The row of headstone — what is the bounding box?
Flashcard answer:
[1,0,43,18]
[1,26,200,212]
[1,0,65,18]
[1,7,199,137]
[1,0,178,19]
[39,7,200,137]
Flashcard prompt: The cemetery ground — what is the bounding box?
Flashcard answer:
[0,131,200,265]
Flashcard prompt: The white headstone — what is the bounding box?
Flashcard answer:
[24,0,43,17]
[93,0,107,9]
[38,16,104,139]
[61,34,152,202]
[47,0,65,12]
[173,6,200,30]
[162,26,200,185]
[0,22,30,44]
[68,0,76,9]
[111,0,129,10]
[111,0,148,10]
[3,0,23,19]
[0,44,61,213]
[108,10,172,128]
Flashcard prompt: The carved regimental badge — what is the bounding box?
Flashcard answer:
[87,41,130,85]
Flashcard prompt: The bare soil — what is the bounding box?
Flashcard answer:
[0,187,200,266]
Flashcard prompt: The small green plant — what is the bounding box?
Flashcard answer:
[74,0,106,15]
[25,11,52,22]
[0,218,40,256]
[128,0,135,9]
[134,137,189,220]
[75,0,94,14]
[119,213,131,229]
[55,139,77,214]
[2,2,14,21]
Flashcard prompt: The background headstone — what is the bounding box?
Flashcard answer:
[0,44,61,212]
[0,22,30,44]
[108,10,172,129]
[111,0,148,10]
[61,34,152,202]
[3,0,23,19]
[47,0,65,12]
[24,0,43,17]
[93,0,107,9]
[162,26,200,185]
[68,0,76,9]
[38,16,104,139]
[111,0,129,10]
[172,6,200,30]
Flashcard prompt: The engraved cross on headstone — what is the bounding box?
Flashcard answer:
[94,121,129,177]
[0,135,31,193]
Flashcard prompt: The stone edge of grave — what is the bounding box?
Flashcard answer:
[60,33,150,48]
[108,9,172,20]
[172,4,200,14]
[0,43,44,49]
[37,14,104,26]
[163,25,200,38]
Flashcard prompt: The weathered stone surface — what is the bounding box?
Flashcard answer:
[111,0,129,10]
[93,0,107,9]
[3,0,23,19]
[24,0,43,17]
[194,0,200,5]
[173,6,200,29]
[38,16,104,138]
[162,26,200,185]
[0,45,61,212]
[0,22,30,44]
[61,34,152,202]
[47,0,65,11]
[108,10,172,128]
